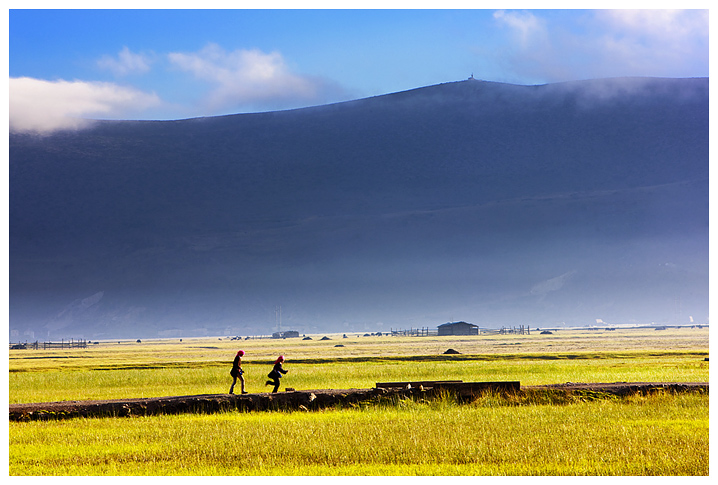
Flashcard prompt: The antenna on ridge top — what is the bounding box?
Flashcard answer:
[468,73,475,80]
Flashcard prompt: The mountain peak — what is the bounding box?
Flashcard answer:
[9,77,708,339]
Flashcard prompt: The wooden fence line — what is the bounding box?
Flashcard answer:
[9,339,88,350]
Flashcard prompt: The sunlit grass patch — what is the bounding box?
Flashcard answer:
[9,392,708,476]
[9,350,708,404]
[8,328,709,475]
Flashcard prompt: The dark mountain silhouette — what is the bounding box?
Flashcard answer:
[9,77,708,339]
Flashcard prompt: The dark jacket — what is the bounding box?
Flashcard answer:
[230,354,243,378]
[268,362,287,380]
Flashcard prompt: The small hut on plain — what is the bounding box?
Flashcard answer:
[437,321,479,336]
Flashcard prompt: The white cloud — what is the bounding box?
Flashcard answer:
[168,43,345,112]
[489,9,708,83]
[493,10,547,49]
[591,9,708,74]
[9,77,161,133]
[597,9,708,39]
[97,47,153,76]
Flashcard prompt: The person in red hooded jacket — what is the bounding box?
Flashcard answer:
[265,355,288,393]
[229,350,247,394]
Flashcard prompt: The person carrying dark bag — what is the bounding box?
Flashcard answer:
[265,355,288,393]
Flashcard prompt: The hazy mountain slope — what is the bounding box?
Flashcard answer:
[9,77,708,339]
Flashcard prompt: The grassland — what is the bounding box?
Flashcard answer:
[8,327,709,475]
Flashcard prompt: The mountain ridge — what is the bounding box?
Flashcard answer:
[9,77,708,339]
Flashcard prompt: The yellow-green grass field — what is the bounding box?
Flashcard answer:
[8,327,709,476]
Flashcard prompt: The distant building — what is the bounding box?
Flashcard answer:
[438,321,479,336]
[272,330,300,339]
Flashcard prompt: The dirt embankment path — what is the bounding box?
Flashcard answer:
[9,381,708,421]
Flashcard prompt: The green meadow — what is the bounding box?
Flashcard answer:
[8,327,709,475]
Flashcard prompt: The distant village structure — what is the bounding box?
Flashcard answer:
[437,321,479,336]
[272,330,300,339]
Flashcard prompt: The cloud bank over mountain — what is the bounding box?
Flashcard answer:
[9,45,351,134]
[9,77,708,340]
[8,77,161,133]
[10,10,707,135]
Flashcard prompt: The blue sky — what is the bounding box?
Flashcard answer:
[7,6,710,133]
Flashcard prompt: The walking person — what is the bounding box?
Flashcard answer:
[265,355,288,393]
[229,350,248,394]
